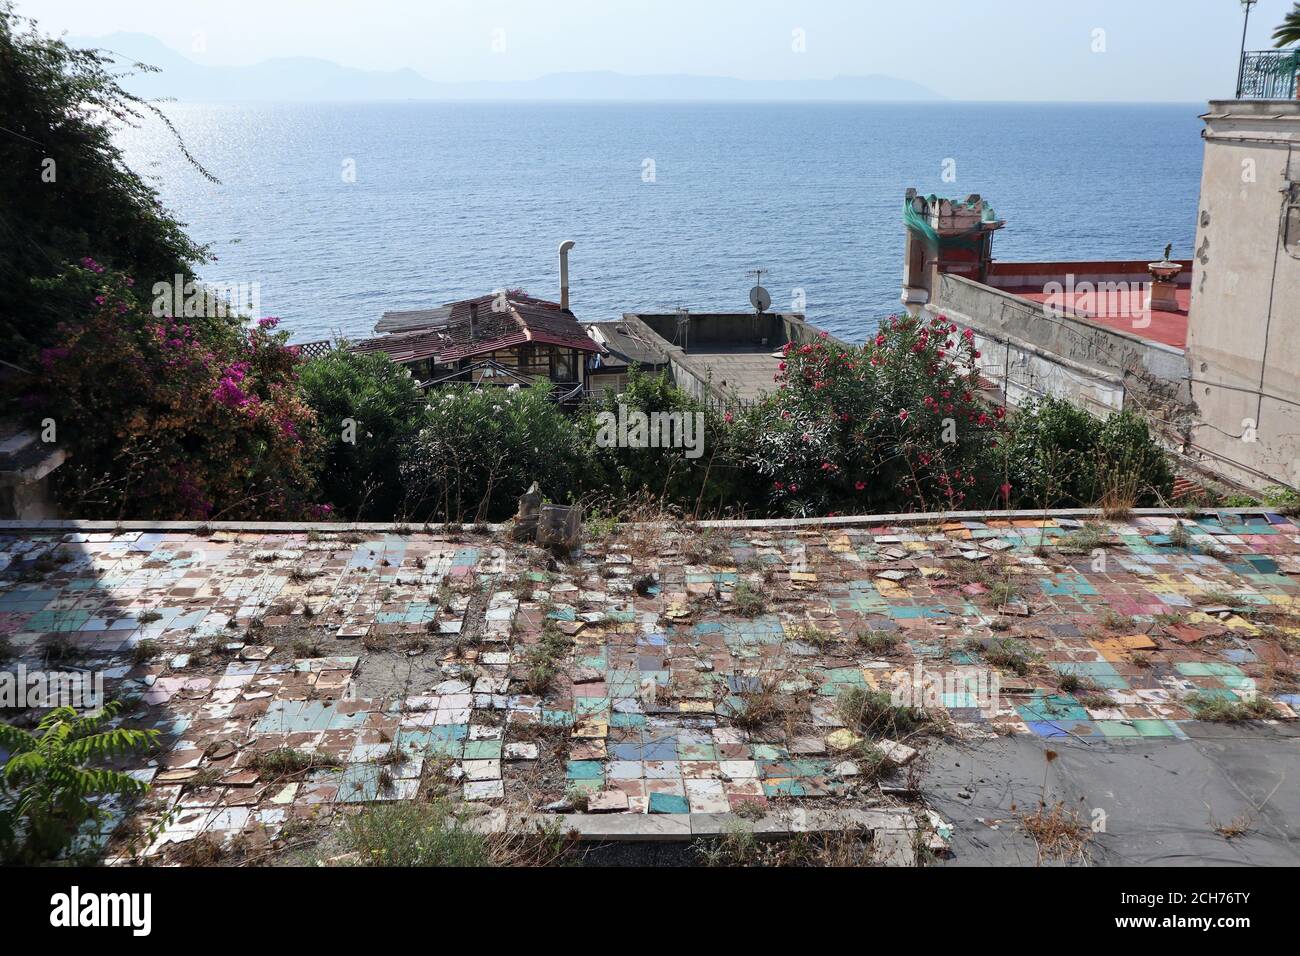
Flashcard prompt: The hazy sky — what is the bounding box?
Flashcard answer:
[16,0,1296,101]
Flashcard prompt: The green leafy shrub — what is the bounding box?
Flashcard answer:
[576,368,749,515]
[1005,396,1172,508]
[0,701,158,863]
[299,349,424,519]
[400,380,587,522]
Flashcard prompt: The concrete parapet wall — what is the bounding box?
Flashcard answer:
[929,273,1192,423]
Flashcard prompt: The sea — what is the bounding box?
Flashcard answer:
[113,101,1206,344]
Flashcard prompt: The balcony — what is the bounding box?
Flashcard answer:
[1238,49,1300,99]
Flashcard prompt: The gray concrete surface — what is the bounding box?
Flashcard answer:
[921,723,1300,866]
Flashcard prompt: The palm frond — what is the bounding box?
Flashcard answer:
[1275,3,1300,47]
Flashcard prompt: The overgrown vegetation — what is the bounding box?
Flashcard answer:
[0,3,211,356]
[731,581,767,618]
[1020,801,1092,864]
[298,349,424,519]
[330,801,573,866]
[521,623,574,695]
[248,748,342,782]
[856,629,902,655]
[695,821,880,867]
[400,380,587,523]
[836,687,930,739]
[967,636,1036,677]
[0,701,158,863]
[1057,523,1107,554]
[1005,396,1173,509]
[728,674,791,732]
[1187,692,1279,723]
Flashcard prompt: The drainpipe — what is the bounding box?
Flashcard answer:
[558,240,576,311]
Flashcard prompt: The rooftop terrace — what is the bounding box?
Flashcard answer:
[984,261,1192,350]
[2,509,1297,865]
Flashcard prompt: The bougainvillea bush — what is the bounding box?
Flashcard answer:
[34,262,323,520]
[741,315,1007,516]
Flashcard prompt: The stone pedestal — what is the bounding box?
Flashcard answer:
[1146,279,1181,312]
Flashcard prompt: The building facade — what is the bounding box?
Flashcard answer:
[1184,100,1300,492]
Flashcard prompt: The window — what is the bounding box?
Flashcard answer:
[553,350,577,382]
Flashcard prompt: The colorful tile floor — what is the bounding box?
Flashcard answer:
[0,511,1297,858]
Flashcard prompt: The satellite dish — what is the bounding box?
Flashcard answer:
[750,285,772,313]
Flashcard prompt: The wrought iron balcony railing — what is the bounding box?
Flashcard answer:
[1237,49,1300,99]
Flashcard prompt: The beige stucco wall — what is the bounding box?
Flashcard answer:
[1187,100,1300,492]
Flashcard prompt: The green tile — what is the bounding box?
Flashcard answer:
[1096,720,1141,738]
[1133,719,1175,737]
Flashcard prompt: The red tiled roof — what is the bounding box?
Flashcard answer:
[353,291,600,364]
[349,328,448,364]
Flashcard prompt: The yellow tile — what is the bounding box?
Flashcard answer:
[1221,614,1259,634]
[679,700,714,713]
[572,720,608,739]
[874,579,907,598]
[1091,634,1156,662]
[826,729,862,751]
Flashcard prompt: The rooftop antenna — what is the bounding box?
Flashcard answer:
[749,269,771,315]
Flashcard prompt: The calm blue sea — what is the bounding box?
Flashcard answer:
[114,101,1206,344]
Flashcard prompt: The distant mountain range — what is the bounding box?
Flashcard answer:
[70,32,942,102]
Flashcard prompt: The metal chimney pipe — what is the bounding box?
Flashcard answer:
[558,240,576,311]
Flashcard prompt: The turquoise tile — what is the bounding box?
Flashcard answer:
[463,739,502,759]
[565,760,604,780]
[648,792,689,814]
[762,778,807,797]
